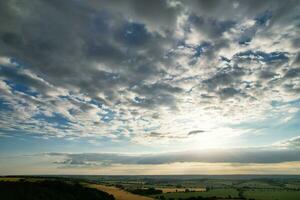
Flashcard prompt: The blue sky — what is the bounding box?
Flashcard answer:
[0,0,300,175]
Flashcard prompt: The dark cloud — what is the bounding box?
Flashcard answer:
[188,14,235,40]
[0,66,52,96]
[259,70,278,80]
[131,83,183,108]
[284,68,300,79]
[188,130,205,135]
[50,147,300,167]
[203,65,246,91]
[0,0,174,103]
[218,87,243,99]
[234,51,289,64]
[146,131,188,139]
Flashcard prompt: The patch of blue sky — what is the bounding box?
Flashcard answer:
[0,57,23,69]
[255,10,272,26]
[271,98,300,108]
[89,99,103,108]
[238,10,272,45]
[101,108,115,123]
[0,130,121,155]
[231,110,300,147]
[0,65,43,97]
[133,96,145,104]
[112,128,128,138]
[235,50,288,63]
[0,98,12,112]
[144,125,161,133]
[33,113,71,127]
[238,36,252,45]
[9,57,27,69]
[4,80,39,97]
[193,42,211,58]
[118,22,150,46]
[167,41,213,65]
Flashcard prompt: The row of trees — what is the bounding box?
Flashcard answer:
[130,187,163,195]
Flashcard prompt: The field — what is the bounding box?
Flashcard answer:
[154,188,239,199]
[244,189,300,200]
[81,175,300,200]
[157,187,206,193]
[2,175,300,200]
[0,177,21,182]
[87,183,154,200]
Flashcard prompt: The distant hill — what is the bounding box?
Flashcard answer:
[0,180,115,200]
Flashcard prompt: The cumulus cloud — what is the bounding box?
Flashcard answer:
[0,0,299,146]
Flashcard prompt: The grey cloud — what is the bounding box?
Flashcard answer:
[293,53,300,64]
[199,49,293,102]
[202,65,246,91]
[292,38,300,49]
[0,66,54,96]
[218,87,243,99]
[88,0,181,33]
[284,68,300,79]
[281,136,300,149]
[146,130,205,139]
[49,147,300,167]
[188,14,235,40]
[259,70,278,80]
[131,83,184,108]
[188,130,205,135]
[186,0,299,28]
[0,0,173,102]
[147,132,188,139]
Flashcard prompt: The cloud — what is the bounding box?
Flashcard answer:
[0,0,299,145]
[278,136,300,149]
[188,130,205,135]
[48,146,300,168]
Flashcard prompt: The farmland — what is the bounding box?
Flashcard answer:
[244,189,300,200]
[154,188,239,199]
[1,175,300,200]
[87,184,154,200]
[80,175,300,200]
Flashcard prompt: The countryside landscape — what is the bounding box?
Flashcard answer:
[1,0,300,199]
[1,175,300,200]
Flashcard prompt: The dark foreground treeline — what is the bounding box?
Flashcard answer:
[0,180,115,200]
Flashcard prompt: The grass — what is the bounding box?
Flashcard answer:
[244,189,300,200]
[154,188,239,199]
[236,181,280,189]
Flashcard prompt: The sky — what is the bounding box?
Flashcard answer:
[0,0,300,175]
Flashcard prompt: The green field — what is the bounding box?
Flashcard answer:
[3,175,300,200]
[244,189,300,200]
[154,188,239,199]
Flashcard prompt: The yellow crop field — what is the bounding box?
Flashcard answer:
[88,184,154,200]
[157,187,206,193]
[0,177,21,182]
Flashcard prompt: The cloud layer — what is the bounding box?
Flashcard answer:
[0,0,299,147]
